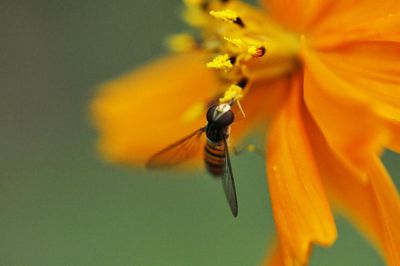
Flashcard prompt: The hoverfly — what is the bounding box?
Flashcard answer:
[146,102,238,217]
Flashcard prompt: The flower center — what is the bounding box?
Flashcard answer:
[170,0,300,120]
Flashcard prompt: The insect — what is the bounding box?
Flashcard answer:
[146,103,238,217]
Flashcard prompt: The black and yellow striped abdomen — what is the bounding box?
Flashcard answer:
[204,140,225,176]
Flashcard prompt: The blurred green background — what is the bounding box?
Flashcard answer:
[1,0,398,265]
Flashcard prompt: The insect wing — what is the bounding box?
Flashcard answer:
[222,136,238,217]
[146,127,206,168]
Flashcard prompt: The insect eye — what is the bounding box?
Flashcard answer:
[215,110,234,127]
[206,106,218,122]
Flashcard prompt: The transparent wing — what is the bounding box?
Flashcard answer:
[146,127,206,168]
[222,136,238,217]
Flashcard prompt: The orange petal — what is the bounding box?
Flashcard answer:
[311,42,400,110]
[302,96,382,260]
[302,43,389,172]
[91,52,219,166]
[262,0,400,43]
[263,240,302,266]
[310,2,400,45]
[302,96,400,265]
[307,42,400,152]
[266,73,337,263]
[366,157,400,265]
[264,242,285,266]
[231,77,290,141]
[261,0,326,33]
[91,52,289,167]
[303,40,400,164]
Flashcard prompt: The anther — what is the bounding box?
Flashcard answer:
[234,17,245,28]
[219,84,244,103]
[229,56,237,65]
[206,54,233,70]
[248,46,266,57]
[236,78,248,89]
[209,9,245,28]
[200,1,209,11]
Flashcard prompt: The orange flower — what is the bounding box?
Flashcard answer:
[91,0,400,265]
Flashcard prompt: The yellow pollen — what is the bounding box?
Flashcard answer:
[248,46,266,57]
[224,37,245,48]
[181,102,206,123]
[182,0,300,112]
[166,33,196,52]
[224,36,266,59]
[219,84,243,103]
[209,9,240,24]
[206,54,233,70]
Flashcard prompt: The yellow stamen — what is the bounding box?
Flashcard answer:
[224,36,266,58]
[224,37,245,48]
[166,33,197,53]
[209,9,242,25]
[206,54,233,70]
[248,46,266,57]
[219,84,243,103]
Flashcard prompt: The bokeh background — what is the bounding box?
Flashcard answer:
[1,0,398,265]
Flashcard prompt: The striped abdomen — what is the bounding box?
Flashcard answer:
[204,140,225,176]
